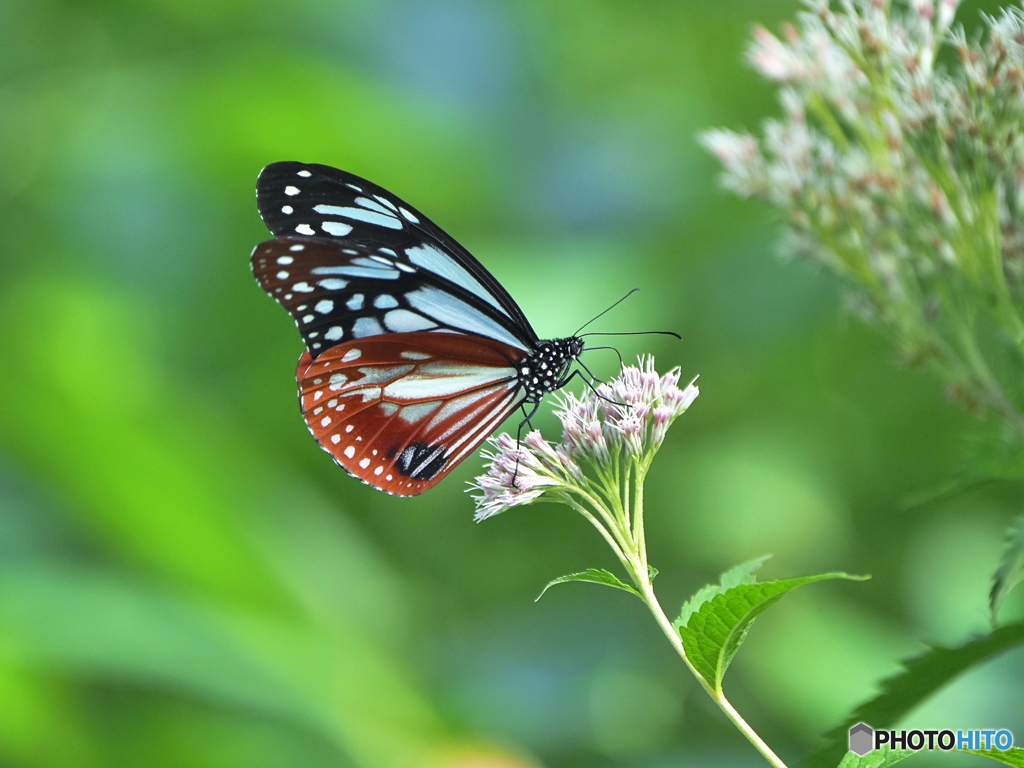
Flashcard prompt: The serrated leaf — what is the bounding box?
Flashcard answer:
[535,568,640,602]
[836,747,915,768]
[674,555,773,630]
[678,571,865,692]
[967,747,1024,767]
[801,621,1024,768]
[991,514,1024,625]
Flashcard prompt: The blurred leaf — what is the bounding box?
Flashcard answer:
[674,554,772,629]
[966,748,1024,766]
[991,514,1024,625]
[802,621,1024,768]
[535,568,639,602]
[678,571,866,692]
[836,747,914,768]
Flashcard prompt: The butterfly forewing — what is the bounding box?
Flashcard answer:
[251,237,532,357]
[297,332,528,495]
[256,161,536,344]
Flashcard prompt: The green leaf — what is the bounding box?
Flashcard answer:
[991,514,1024,625]
[836,747,915,768]
[674,555,773,630]
[801,621,1024,768]
[966,748,1024,767]
[678,571,865,692]
[535,569,640,602]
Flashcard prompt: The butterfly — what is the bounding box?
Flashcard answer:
[251,161,586,495]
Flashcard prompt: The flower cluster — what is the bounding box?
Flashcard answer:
[704,0,1024,441]
[471,358,698,521]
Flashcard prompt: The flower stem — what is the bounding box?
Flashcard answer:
[631,569,790,768]
[617,465,788,768]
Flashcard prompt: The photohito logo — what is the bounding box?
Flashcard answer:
[848,723,1015,756]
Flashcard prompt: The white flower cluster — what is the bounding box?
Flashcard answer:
[705,0,1024,437]
[470,358,699,521]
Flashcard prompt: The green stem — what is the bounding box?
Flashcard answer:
[630,565,789,768]
[564,495,630,568]
[595,464,788,768]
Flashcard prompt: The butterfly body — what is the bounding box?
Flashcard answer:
[252,161,584,495]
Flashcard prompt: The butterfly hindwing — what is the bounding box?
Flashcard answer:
[256,161,536,343]
[297,331,528,495]
[251,237,532,357]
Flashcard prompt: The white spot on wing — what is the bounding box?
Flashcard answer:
[383,309,436,333]
[400,400,442,423]
[295,224,315,235]
[318,279,348,291]
[353,317,384,337]
[398,206,420,223]
[276,271,289,279]
[284,186,299,196]
[277,256,293,265]
[344,446,355,458]
[289,244,305,252]
[331,434,341,444]
[293,282,314,292]
[329,374,348,390]
[315,299,334,314]
[342,349,361,362]
[322,221,353,236]
[313,203,401,230]
[374,294,399,309]
[321,416,332,427]
[281,205,293,214]
[400,351,431,360]
[297,170,312,177]
[359,457,371,469]
[354,365,414,385]
[384,366,514,399]
[380,402,399,416]
[325,326,344,341]
[347,294,364,310]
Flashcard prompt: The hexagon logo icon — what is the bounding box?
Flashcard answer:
[849,722,874,756]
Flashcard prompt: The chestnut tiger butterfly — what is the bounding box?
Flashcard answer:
[251,161,589,496]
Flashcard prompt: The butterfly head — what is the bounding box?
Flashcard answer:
[519,336,585,403]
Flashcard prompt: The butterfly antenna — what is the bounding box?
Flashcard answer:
[573,288,640,336]
[580,330,682,340]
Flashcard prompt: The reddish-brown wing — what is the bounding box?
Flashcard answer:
[297,331,529,495]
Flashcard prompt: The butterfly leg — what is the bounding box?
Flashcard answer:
[511,401,543,487]
[561,367,626,407]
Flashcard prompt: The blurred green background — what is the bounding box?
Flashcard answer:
[1,0,1022,766]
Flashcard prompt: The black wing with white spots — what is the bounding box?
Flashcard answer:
[251,237,534,358]
[255,161,537,347]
